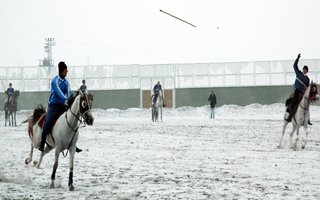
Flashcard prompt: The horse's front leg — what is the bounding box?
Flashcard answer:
[294,127,300,150]
[289,125,297,149]
[50,150,60,189]
[14,111,17,126]
[278,121,289,148]
[68,147,76,191]
[9,113,12,126]
[301,126,309,149]
[25,144,34,164]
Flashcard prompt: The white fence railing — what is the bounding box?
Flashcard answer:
[1,59,320,92]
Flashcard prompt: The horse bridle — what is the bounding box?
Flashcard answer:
[63,93,92,157]
[66,93,92,132]
[299,85,318,111]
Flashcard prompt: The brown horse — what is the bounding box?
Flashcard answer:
[4,90,19,126]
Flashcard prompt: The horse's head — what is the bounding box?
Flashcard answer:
[79,92,94,125]
[307,81,319,102]
[14,90,20,98]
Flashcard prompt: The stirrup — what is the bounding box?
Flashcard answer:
[76,147,82,153]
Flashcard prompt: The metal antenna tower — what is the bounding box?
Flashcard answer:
[39,38,56,74]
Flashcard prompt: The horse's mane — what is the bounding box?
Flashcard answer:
[68,93,78,107]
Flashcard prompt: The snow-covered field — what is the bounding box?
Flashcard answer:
[1,104,320,199]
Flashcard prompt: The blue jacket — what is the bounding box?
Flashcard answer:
[48,75,72,106]
[6,87,14,97]
[293,57,309,92]
[153,84,162,93]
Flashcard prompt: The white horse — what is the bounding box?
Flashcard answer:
[24,92,94,191]
[151,91,163,122]
[279,82,319,150]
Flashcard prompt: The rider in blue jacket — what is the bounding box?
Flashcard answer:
[5,83,14,103]
[286,54,310,123]
[152,81,162,105]
[39,62,82,152]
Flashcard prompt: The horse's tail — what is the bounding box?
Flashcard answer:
[32,105,46,124]
[25,105,46,139]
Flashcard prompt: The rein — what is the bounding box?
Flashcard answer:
[62,94,92,157]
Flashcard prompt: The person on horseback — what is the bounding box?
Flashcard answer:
[285,53,310,123]
[39,62,82,153]
[5,83,14,105]
[79,79,87,93]
[152,81,162,105]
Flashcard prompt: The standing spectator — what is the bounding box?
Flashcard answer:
[79,79,87,93]
[208,90,217,119]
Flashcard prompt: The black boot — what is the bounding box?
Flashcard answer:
[76,147,82,153]
[38,132,46,152]
[308,120,312,125]
[285,113,292,122]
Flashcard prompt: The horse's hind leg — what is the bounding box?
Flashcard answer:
[278,121,289,148]
[35,145,54,168]
[50,151,60,189]
[25,144,34,165]
[294,128,300,150]
[68,148,76,191]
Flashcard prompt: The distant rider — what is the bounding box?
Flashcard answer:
[79,79,87,93]
[5,83,14,105]
[152,81,162,105]
[285,53,310,123]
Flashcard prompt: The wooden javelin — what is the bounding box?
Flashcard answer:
[160,9,196,28]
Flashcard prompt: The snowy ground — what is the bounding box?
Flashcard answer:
[1,104,320,199]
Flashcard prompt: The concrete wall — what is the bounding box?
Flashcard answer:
[0,86,292,111]
[90,89,140,110]
[0,89,141,111]
[175,86,293,107]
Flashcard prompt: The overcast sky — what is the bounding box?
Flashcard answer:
[0,0,319,66]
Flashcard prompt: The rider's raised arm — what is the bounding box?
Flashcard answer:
[293,54,302,75]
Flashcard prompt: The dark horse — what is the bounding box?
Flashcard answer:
[4,90,20,126]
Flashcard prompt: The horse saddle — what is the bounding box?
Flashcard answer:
[37,113,60,129]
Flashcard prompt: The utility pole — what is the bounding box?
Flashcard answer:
[39,38,55,74]
[39,38,55,90]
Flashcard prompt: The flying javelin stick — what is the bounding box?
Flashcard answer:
[160,9,196,28]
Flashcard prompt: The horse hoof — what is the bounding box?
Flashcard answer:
[33,161,38,166]
[302,145,305,149]
[69,185,74,191]
[25,158,31,165]
[50,183,55,189]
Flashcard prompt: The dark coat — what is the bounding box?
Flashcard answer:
[208,93,217,108]
[153,84,162,93]
[293,56,309,92]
